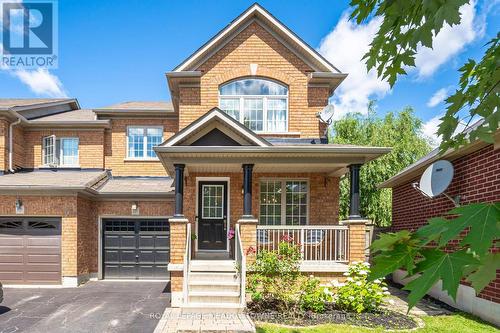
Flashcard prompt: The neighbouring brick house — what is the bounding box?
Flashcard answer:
[0,4,390,310]
[379,121,500,325]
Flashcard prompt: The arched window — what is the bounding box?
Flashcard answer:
[219,78,288,132]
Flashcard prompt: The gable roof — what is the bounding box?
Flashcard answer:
[160,108,270,147]
[379,119,500,188]
[93,101,176,117]
[172,3,340,73]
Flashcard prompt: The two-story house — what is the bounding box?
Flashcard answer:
[0,4,390,310]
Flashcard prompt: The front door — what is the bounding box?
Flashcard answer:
[198,181,228,250]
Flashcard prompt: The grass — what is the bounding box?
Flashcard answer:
[256,312,498,333]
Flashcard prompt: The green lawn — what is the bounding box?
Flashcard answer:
[256,312,498,333]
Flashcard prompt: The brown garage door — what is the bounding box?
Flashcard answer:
[0,217,61,284]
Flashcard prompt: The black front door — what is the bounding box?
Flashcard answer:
[198,181,228,250]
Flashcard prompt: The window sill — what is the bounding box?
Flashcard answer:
[124,158,160,162]
[39,165,81,169]
[256,131,301,136]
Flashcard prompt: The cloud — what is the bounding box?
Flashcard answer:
[427,88,450,107]
[318,14,389,117]
[414,2,483,78]
[8,68,68,97]
[421,114,471,147]
[421,115,442,147]
[318,2,483,116]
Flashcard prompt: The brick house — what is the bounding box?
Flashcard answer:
[379,121,500,325]
[0,4,390,310]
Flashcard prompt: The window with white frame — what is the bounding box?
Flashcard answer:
[219,78,288,132]
[42,136,79,166]
[127,126,163,159]
[259,180,308,225]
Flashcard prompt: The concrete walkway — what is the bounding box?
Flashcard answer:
[385,285,452,316]
[154,308,255,333]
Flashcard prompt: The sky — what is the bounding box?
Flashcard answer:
[1,0,499,146]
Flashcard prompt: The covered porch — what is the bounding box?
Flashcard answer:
[153,109,390,307]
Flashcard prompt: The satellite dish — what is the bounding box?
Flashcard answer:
[413,160,459,206]
[317,105,335,125]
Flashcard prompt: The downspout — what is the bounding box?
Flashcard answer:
[8,117,21,173]
[6,110,26,173]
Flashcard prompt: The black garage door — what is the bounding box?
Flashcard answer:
[102,219,170,280]
[0,217,61,284]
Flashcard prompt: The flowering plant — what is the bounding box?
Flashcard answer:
[332,261,390,313]
[227,228,235,240]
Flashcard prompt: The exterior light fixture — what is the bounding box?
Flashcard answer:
[15,198,24,214]
[131,201,139,215]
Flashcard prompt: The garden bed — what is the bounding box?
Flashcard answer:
[248,301,418,330]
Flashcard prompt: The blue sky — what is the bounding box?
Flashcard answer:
[1,0,499,144]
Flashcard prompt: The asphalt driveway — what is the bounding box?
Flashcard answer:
[0,281,171,333]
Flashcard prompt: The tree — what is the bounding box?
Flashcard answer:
[331,105,431,226]
[347,0,500,311]
[350,0,499,151]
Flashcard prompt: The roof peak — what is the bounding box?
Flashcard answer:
[172,3,341,73]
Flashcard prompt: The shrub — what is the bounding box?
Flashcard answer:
[248,238,333,314]
[299,276,333,313]
[333,261,389,313]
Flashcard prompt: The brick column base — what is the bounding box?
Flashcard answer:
[168,217,188,307]
[237,217,258,267]
[341,219,369,263]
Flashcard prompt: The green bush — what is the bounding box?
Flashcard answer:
[248,238,332,314]
[333,261,388,313]
[299,276,333,313]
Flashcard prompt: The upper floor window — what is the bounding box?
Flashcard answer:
[127,126,163,159]
[219,78,288,133]
[42,136,79,167]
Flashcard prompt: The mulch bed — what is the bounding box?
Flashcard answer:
[248,301,418,330]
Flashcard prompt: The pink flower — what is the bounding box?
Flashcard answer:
[227,228,235,240]
[246,246,256,256]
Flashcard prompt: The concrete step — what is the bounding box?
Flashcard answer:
[189,272,239,282]
[181,303,245,314]
[189,280,240,292]
[190,260,236,272]
[188,291,240,304]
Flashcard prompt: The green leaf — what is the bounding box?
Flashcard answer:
[404,249,478,309]
[370,230,412,252]
[415,217,449,244]
[466,253,500,293]
[369,242,418,281]
[440,203,500,255]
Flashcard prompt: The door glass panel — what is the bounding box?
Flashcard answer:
[202,185,224,218]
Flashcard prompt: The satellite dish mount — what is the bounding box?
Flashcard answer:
[412,160,460,207]
[317,105,335,142]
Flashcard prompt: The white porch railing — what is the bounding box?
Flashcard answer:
[256,225,349,262]
[235,224,246,307]
[182,223,191,305]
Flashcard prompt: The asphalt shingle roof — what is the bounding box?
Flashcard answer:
[97,101,174,111]
[0,170,107,189]
[97,177,174,194]
[0,98,72,110]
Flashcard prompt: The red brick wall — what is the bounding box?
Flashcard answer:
[184,172,340,230]
[392,144,500,303]
[77,196,98,275]
[178,22,329,138]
